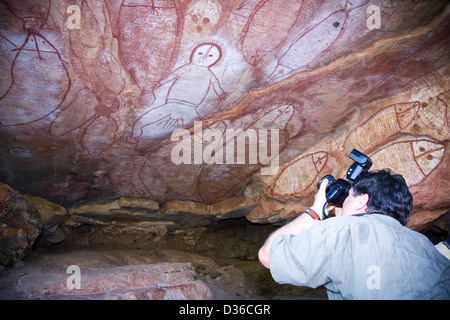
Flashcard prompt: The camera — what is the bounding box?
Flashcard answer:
[317,149,372,207]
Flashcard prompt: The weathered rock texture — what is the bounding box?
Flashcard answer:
[0,261,214,300]
[0,1,449,232]
[0,249,263,300]
[0,182,42,266]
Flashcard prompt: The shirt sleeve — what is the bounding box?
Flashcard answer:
[269,220,339,288]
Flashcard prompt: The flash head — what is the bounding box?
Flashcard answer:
[317,149,372,207]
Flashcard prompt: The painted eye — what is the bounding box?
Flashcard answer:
[198,52,203,55]
[208,54,213,57]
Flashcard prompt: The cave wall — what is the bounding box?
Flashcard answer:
[0,0,449,232]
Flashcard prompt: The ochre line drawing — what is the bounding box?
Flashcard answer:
[51,0,125,158]
[369,138,445,187]
[195,104,294,203]
[78,108,120,158]
[266,0,368,84]
[403,71,444,92]
[118,0,184,105]
[49,89,96,137]
[342,101,420,154]
[414,89,449,135]
[238,0,303,67]
[437,90,450,129]
[1,0,51,31]
[185,0,222,35]
[129,42,228,142]
[0,29,71,127]
[271,151,328,197]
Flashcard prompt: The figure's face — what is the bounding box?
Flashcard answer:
[192,44,221,67]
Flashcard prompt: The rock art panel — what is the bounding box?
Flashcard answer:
[369,137,445,187]
[129,42,228,142]
[266,0,368,83]
[403,71,444,93]
[105,153,150,197]
[59,0,126,157]
[271,151,328,197]
[342,101,420,154]
[195,104,296,203]
[136,104,297,203]
[78,113,120,158]
[254,64,450,225]
[49,88,97,137]
[0,0,52,33]
[238,0,303,67]
[439,91,450,130]
[0,0,448,233]
[185,0,222,36]
[0,29,70,127]
[415,90,450,137]
[118,0,183,104]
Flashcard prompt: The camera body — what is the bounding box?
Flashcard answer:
[317,149,372,207]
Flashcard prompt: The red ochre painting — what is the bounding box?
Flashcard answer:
[0,0,449,225]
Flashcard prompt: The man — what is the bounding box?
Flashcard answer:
[259,169,450,299]
[435,212,450,260]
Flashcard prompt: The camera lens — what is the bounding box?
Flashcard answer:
[317,175,335,189]
[325,179,351,207]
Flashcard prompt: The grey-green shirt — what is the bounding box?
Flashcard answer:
[269,214,450,299]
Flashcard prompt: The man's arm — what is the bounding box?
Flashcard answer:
[258,179,329,269]
[258,213,314,268]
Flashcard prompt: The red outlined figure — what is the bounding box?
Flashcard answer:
[0,28,70,127]
[50,0,125,158]
[0,34,19,98]
[137,124,211,199]
[403,72,444,93]
[369,138,445,187]
[237,0,304,67]
[129,42,228,142]
[342,101,420,155]
[77,98,121,158]
[1,0,51,31]
[195,104,295,203]
[118,0,183,105]
[266,0,368,84]
[437,90,450,130]
[270,151,328,197]
[185,0,222,35]
[105,154,150,197]
[415,89,449,136]
[49,89,96,137]
[229,0,257,31]
[136,104,296,202]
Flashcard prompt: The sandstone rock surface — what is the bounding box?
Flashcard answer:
[0,262,213,300]
[0,0,449,231]
[0,249,261,300]
[0,183,42,266]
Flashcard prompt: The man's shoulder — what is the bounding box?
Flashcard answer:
[318,214,410,241]
[323,213,401,227]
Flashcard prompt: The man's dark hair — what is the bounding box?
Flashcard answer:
[352,169,413,225]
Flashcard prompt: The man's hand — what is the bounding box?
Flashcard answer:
[309,178,329,219]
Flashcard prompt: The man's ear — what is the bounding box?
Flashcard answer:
[356,193,369,212]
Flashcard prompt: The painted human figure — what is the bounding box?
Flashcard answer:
[130,42,228,140]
